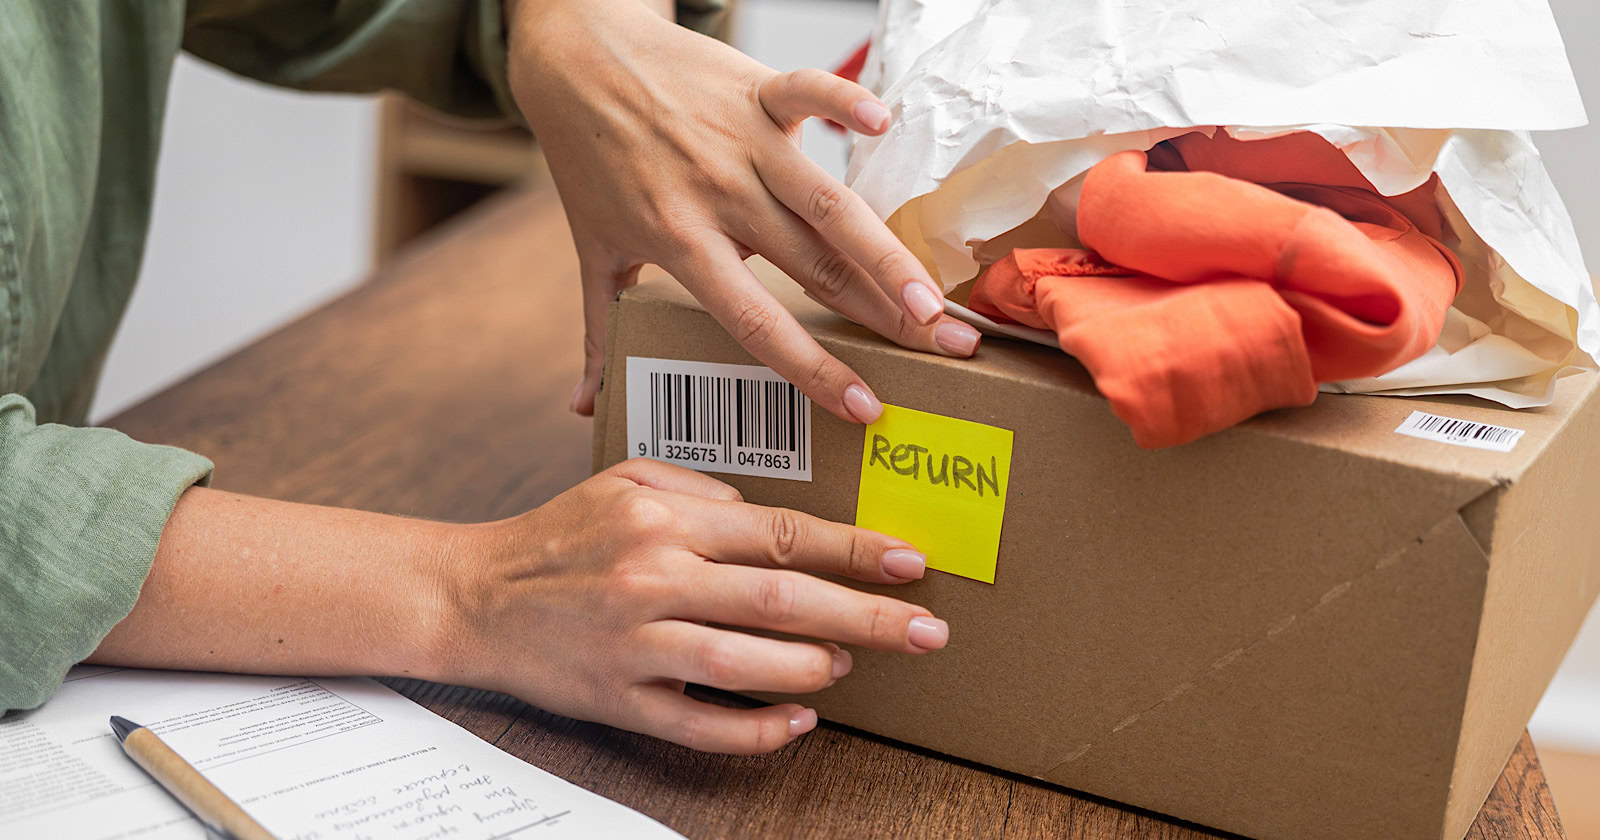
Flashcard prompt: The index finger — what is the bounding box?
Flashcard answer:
[662,494,927,584]
[674,563,949,654]
[754,149,947,326]
[667,241,884,424]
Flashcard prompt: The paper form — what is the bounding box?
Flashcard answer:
[0,666,683,839]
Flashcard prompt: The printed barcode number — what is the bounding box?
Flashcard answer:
[626,357,813,481]
[1394,410,1524,453]
[644,371,809,465]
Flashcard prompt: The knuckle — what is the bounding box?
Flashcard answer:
[694,636,742,686]
[842,529,871,579]
[798,650,833,692]
[581,475,637,509]
[871,249,906,282]
[768,511,803,567]
[587,661,628,709]
[753,714,788,753]
[807,249,856,301]
[617,456,652,473]
[754,574,799,624]
[598,559,647,619]
[805,182,847,229]
[614,489,675,536]
[656,213,713,256]
[613,561,667,605]
[796,353,836,401]
[674,712,706,752]
[889,306,920,343]
[866,598,900,646]
[613,683,650,723]
[729,300,780,350]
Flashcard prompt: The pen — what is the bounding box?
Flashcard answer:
[109,715,276,840]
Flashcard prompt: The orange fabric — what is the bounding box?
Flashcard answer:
[970,132,1463,449]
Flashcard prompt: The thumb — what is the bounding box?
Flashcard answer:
[573,253,640,417]
[758,67,891,136]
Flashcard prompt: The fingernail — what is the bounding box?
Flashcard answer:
[831,647,853,679]
[842,384,883,424]
[882,549,927,580]
[907,616,949,651]
[568,381,584,413]
[789,707,818,737]
[852,100,891,132]
[901,282,944,325]
[934,322,980,357]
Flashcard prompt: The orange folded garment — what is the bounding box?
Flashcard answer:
[969,131,1463,449]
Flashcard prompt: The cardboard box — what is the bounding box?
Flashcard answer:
[592,266,1600,840]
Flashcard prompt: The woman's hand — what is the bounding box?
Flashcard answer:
[439,459,945,754]
[99,458,941,754]
[95,462,943,755]
[504,0,982,423]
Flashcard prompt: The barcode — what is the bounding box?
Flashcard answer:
[626,357,813,480]
[1394,410,1524,452]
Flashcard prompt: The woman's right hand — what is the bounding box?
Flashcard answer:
[506,0,980,424]
[442,458,947,754]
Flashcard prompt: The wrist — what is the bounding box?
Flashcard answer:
[503,0,671,125]
[398,520,491,686]
[407,517,527,689]
[503,0,587,120]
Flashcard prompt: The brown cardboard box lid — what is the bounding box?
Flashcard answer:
[610,269,1590,491]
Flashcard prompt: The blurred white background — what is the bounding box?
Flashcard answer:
[95,0,1598,759]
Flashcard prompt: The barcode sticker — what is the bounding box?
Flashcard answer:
[626,357,812,481]
[1394,410,1525,452]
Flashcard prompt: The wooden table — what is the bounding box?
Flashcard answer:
[106,184,1567,840]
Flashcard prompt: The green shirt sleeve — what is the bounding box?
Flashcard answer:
[0,394,213,715]
[180,0,732,122]
[182,0,519,120]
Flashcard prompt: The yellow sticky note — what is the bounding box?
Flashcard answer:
[854,404,1014,583]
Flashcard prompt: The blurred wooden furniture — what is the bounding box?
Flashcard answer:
[366,3,746,264]
[1541,747,1600,840]
[105,182,1570,840]
[372,95,541,264]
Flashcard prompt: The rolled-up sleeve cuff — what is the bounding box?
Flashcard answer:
[1,394,213,713]
[472,0,523,124]
[676,0,733,39]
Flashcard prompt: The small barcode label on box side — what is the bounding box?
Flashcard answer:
[1394,410,1525,452]
[626,357,812,481]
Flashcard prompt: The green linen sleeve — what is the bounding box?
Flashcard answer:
[182,0,519,120]
[0,394,213,715]
[180,0,732,122]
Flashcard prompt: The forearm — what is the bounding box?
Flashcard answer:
[88,486,469,682]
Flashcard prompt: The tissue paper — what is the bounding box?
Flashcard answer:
[849,0,1596,405]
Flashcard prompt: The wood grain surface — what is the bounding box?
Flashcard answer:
[105,185,1565,840]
